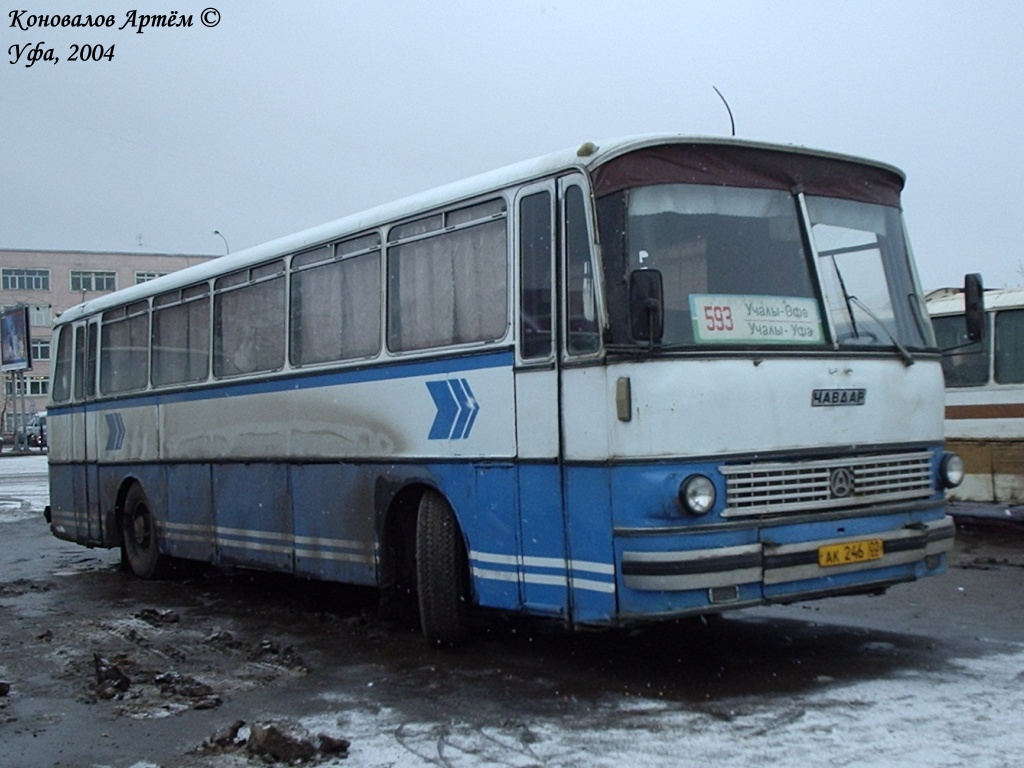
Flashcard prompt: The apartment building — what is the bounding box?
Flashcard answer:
[1,248,214,435]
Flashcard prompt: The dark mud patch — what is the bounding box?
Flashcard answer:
[0,578,55,597]
[196,719,351,764]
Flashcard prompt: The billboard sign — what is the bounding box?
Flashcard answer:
[1,306,32,372]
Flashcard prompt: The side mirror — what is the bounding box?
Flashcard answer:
[964,272,984,342]
[629,269,664,343]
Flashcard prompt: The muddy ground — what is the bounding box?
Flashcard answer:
[2,455,1023,767]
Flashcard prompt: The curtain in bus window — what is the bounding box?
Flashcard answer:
[995,309,1024,383]
[290,252,381,365]
[101,313,149,393]
[213,277,285,377]
[152,296,210,385]
[388,220,507,351]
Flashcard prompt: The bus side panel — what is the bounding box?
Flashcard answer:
[947,439,997,503]
[46,462,79,542]
[430,462,523,612]
[46,408,96,545]
[291,463,376,585]
[164,464,215,563]
[516,463,569,617]
[430,462,573,617]
[993,442,1024,503]
[212,464,293,572]
[71,462,96,543]
[155,352,516,464]
[98,462,169,549]
[46,407,72,465]
[73,406,103,544]
[563,465,617,624]
[469,464,522,609]
[946,438,1024,505]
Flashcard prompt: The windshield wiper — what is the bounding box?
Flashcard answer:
[829,256,861,339]
[847,295,915,367]
[825,252,914,366]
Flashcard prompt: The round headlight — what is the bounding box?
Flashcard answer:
[679,474,716,515]
[940,452,965,488]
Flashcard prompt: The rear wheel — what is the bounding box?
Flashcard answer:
[121,483,169,579]
[416,490,471,646]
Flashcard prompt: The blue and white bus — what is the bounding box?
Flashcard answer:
[46,135,965,644]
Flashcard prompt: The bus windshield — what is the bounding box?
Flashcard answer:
[605,183,932,352]
[807,195,931,352]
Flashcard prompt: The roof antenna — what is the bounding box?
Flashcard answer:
[713,86,736,136]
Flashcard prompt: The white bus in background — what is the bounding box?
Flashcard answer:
[928,285,1024,514]
[46,135,966,645]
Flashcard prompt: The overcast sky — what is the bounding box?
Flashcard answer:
[3,1,1022,290]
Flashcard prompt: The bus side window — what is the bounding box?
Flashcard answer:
[100,303,150,394]
[213,263,285,378]
[564,185,599,355]
[995,309,1024,384]
[86,323,97,398]
[290,246,381,366]
[152,286,211,386]
[73,326,87,401]
[518,190,553,359]
[933,313,988,387]
[51,325,73,403]
[387,202,508,352]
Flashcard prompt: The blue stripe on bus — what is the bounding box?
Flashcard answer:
[47,348,514,414]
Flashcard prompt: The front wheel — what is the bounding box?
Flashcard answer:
[416,490,471,646]
[121,483,169,579]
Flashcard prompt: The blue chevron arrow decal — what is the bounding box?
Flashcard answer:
[426,378,480,440]
[105,412,126,451]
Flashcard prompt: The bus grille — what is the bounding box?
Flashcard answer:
[720,450,934,518]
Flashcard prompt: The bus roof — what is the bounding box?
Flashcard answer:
[54,134,906,326]
[926,286,1024,316]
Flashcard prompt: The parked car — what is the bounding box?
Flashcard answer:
[9,411,47,450]
[26,411,46,449]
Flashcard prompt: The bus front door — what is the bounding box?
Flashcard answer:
[71,320,104,544]
[513,181,569,618]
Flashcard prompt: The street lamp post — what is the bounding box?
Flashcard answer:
[212,230,230,255]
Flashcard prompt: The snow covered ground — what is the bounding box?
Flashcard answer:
[115,644,1024,768]
[0,452,48,524]
[204,646,1024,768]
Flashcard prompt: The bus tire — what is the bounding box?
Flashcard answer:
[121,483,169,579]
[416,490,470,646]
